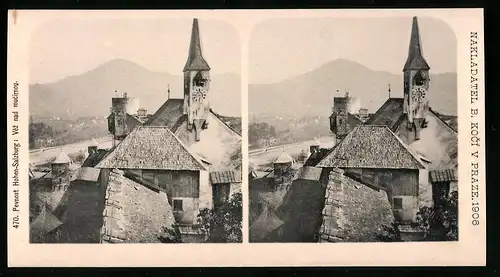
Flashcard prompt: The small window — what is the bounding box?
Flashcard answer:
[393,197,403,210]
[173,199,183,211]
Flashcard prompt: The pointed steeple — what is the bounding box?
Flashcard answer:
[183,18,211,72]
[403,17,430,71]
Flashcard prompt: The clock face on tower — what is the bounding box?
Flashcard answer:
[192,86,207,103]
[411,86,426,102]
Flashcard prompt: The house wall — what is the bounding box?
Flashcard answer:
[418,168,432,208]
[395,111,458,170]
[172,197,199,225]
[175,112,241,170]
[344,168,420,223]
[124,168,204,225]
[198,170,212,211]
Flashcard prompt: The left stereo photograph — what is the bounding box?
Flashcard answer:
[28,17,243,244]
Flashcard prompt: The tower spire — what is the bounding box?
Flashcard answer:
[403,17,430,71]
[388,84,391,98]
[183,18,211,72]
[167,84,171,99]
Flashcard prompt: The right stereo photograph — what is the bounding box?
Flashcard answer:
[248,16,458,243]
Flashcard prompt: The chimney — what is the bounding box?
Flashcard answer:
[310,145,320,154]
[88,145,98,155]
[137,108,147,118]
[123,92,128,98]
[359,108,368,120]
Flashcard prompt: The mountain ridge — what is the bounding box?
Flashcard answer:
[29,58,241,119]
[249,59,457,117]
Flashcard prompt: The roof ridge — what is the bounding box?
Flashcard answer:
[163,125,209,171]
[96,126,207,171]
[210,109,242,137]
[143,98,183,126]
[429,108,458,133]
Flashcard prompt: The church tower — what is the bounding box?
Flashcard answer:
[183,18,211,141]
[403,17,431,138]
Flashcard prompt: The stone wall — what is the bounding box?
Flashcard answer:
[318,168,345,242]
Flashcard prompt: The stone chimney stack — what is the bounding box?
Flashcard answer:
[88,138,99,156]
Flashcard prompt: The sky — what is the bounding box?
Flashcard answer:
[249,16,457,84]
[29,18,240,84]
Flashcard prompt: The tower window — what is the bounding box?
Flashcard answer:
[194,79,205,86]
[414,71,425,86]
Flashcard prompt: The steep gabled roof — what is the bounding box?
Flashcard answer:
[364,98,405,132]
[403,16,430,71]
[183,18,211,72]
[274,150,294,164]
[317,125,426,169]
[143,98,185,131]
[96,126,207,171]
[52,151,71,164]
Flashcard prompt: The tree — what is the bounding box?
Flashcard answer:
[377,191,458,241]
[248,122,277,147]
[197,192,243,243]
[69,149,86,164]
[415,190,458,241]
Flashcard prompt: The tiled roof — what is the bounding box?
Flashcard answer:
[143,99,185,131]
[210,170,242,184]
[30,204,63,237]
[72,167,100,182]
[429,168,458,183]
[145,99,241,139]
[52,151,71,164]
[183,18,211,72]
[96,126,207,171]
[364,98,405,132]
[317,125,426,169]
[319,171,394,242]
